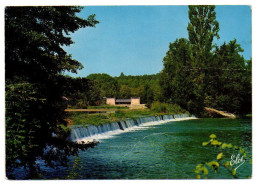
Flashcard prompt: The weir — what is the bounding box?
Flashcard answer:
[70,114,196,142]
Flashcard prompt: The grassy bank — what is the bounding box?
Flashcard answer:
[66,102,189,126]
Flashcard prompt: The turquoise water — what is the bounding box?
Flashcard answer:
[52,118,252,179]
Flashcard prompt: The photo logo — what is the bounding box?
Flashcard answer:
[230,154,245,170]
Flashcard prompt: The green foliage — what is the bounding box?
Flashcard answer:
[5,6,99,179]
[63,72,165,108]
[119,85,132,99]
[210,40,252,114]
[87,73,119,98]
[160,5,251,116]
[194,164,209,176]
[6,83,43,171]
[5,6,98,80]
[160,38,193,110]
[187,5,220,115]
[66,157,83,179]
[6,82,99,179]
[60,76,101,108]
[115,73,161,103]
[151,102,167,113]
[150,101,187,114]
[209,134,217,139]
[216,153,223,160]
[82,73,162,105]
[194,134,252,179]
[188,5,219,59]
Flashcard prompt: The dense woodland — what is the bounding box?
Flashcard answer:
[5,5,251,178]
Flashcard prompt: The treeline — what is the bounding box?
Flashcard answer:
[116,73,162,104]
[87,73,162,105]
[160,6,251,116]
[67,39,251,115]
[63,73,161,108]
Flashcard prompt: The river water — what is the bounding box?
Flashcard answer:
[46,118,252,179]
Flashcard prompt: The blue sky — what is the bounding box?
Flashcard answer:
[63,5,251,77]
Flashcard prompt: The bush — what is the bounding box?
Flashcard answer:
[151,101,167,113]
[150,101,187,114]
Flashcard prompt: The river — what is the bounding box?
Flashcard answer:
[46,118,251,179]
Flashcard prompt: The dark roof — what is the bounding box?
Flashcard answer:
[115,99,131,103]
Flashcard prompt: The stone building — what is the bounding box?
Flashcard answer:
[106,97,140,106]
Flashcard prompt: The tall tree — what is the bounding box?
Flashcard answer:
[187,5,220,115]
[187,5,219,63]
[160,5,251,116]
[5,6,99,179]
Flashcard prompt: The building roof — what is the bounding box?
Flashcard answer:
[115,99,131,103]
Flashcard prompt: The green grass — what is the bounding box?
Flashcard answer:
[66,102,189,126]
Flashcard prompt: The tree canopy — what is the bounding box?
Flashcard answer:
[87,73,119,98]
[160,38,193,110]
[187,5,219,61]
[160,5,251,116]
[5,6,99,179]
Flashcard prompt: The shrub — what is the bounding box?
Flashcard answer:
[150,101,187,114]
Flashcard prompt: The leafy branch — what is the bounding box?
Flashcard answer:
[194,134,252,179]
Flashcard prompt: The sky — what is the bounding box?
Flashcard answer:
[63,5,252,77]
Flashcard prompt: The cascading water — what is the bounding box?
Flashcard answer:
[70,114,196,142]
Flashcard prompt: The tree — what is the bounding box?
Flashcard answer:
[141,83,154,105]
[120,72,125,77]
[119,85,132,99]
[160,38,193,110]
[187,5,219,64]
[6,6,98,81]
[87,73,119,98]
[212,40,251,114]
[5,6,99,179]
[187,5,220,115]
[160,6,251,116]
[115,73,161,102]
[61,76,101,108]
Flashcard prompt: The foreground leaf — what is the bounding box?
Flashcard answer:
[209,134,217,139]
[217,152,223,160]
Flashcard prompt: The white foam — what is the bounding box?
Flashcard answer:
[76,117,197,143]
